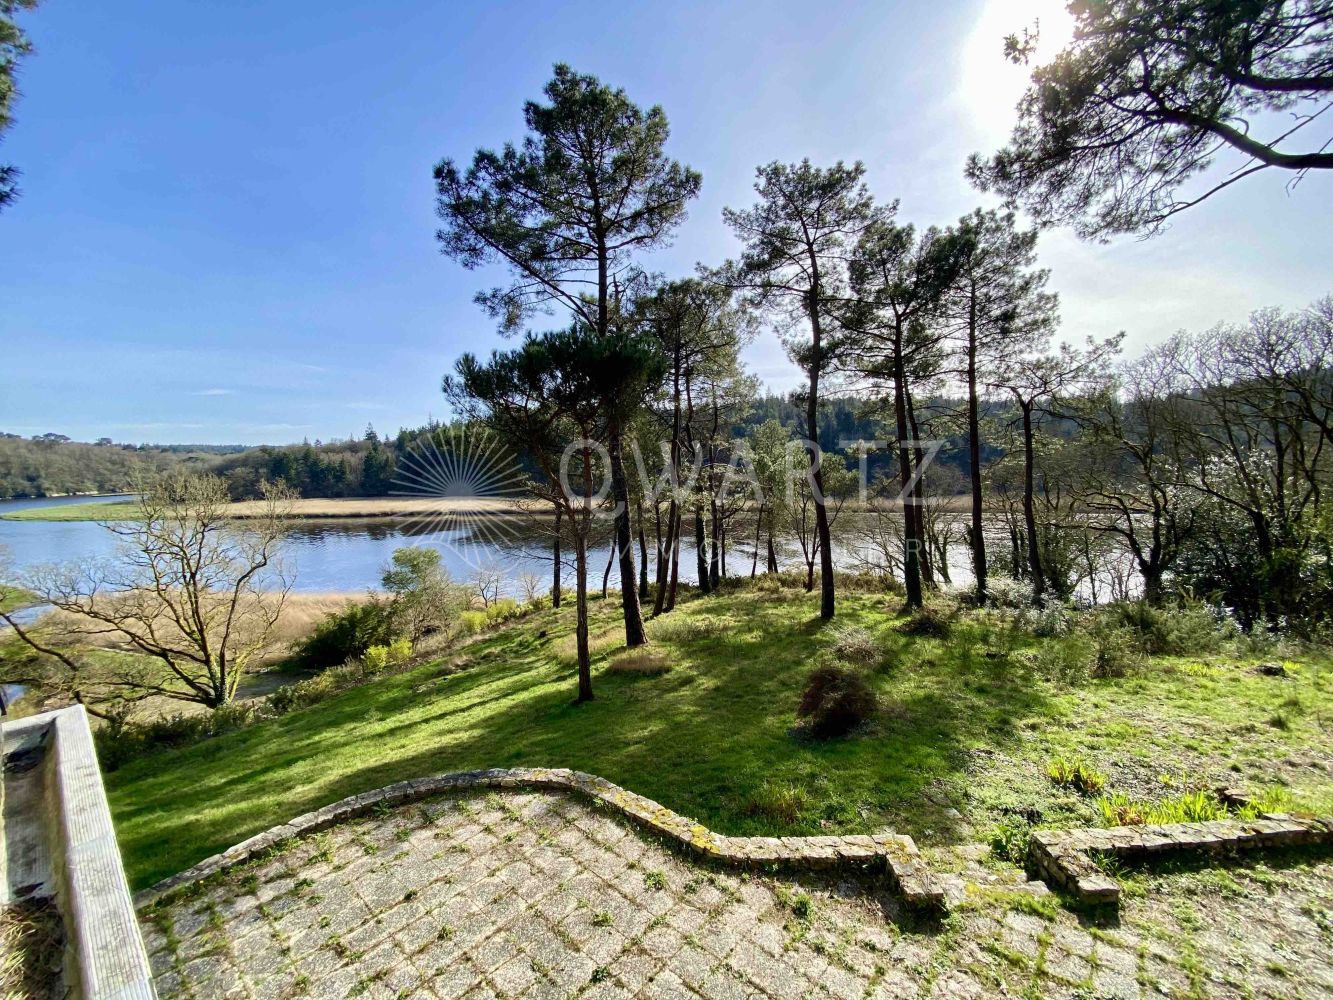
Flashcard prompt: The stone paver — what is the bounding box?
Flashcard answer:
[140,790,1333,999]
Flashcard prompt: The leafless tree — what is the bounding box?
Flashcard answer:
[1,472,295,710]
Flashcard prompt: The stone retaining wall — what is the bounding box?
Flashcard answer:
[1029,814,1333,905]
[3,706,156,999]
[135,767,946,912]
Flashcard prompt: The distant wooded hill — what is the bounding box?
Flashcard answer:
[1,395,1009,500]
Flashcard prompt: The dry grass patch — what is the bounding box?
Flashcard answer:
[553,627,621,666]
[0,899,63,999]
[605,648,673,677]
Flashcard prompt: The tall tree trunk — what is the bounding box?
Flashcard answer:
[695,505,710,594]
[552,503,562,609]
[602,537,614,599]
[667,506,681,610]
[708,497,721,589]
[893,323,924,609]
[1020,400,1046,605]
[905,388,935,588]
[609,430,647,646]
[767,531,779,573]
[574,528,592,703]
[804,287,835,619]
[966,293,988,604]
[751,503,764,577]
[708,396,721,589]
[637,497,649,601]
[653,498,676,615]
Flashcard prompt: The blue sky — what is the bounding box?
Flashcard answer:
[2,0,1329,445]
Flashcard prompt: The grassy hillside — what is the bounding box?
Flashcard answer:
[104,584,1333,890]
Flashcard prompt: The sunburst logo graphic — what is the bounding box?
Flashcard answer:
[391,426,532,573]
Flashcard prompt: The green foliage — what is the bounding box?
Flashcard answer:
[456,610,487,635]
[1096,788,1229,827]
[435,63,700,336]
[968,0,1333,237]
[291,600,398,671]
[1102,601,1231,656]
[989,815,1033,865]
[95,703,262,773]
[381,546,463,641]
[796,662,878,739]
[1044,755,1106,795]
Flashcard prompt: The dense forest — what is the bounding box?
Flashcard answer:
[0,435,242,498]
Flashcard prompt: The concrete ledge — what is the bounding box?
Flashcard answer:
[1029,814,1333,906]
[5,706,156,999]
[135,766,944,913]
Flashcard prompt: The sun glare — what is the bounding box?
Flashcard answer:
[960,0,1078,141]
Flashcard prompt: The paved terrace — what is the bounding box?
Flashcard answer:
[140,788,1333,1000]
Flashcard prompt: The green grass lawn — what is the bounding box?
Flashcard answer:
[105,584,1333,890]
[0,500,142,522]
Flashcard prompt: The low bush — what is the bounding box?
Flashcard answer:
[1102,600,1232,656]
[1031,635,1096,683]
[1086,618,1149,678]
[827,623,879,666]
[984,575,1034,610]
[1045,755,1106,795]
[290,599,398,670]
[796,663,878,739]
[486,598,520,623]
[605,648,673,677]
[897,603,954,638]
[95,704,262,772]
[361,638,414,674]
[456,610,488,635]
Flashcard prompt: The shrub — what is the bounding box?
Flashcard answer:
[1102,600,1231,656]
[486,598,519,623]
[1031,635,1096,683]
[96,703,259,771]
[897,603,954,638]
[827,624,878,666]
[796,663,878,739]
[985,575,1033,610]
[363,645,391,674]
[605,648,673,677]
[456,610,488,635]
[1086,619,1148,678]
[291,599,398,670]
[387,638,413,665]
[1045,755,1106,795]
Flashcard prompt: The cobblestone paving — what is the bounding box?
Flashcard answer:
[140,791,1333,999]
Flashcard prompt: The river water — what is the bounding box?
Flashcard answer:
[0,495,1055,603]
